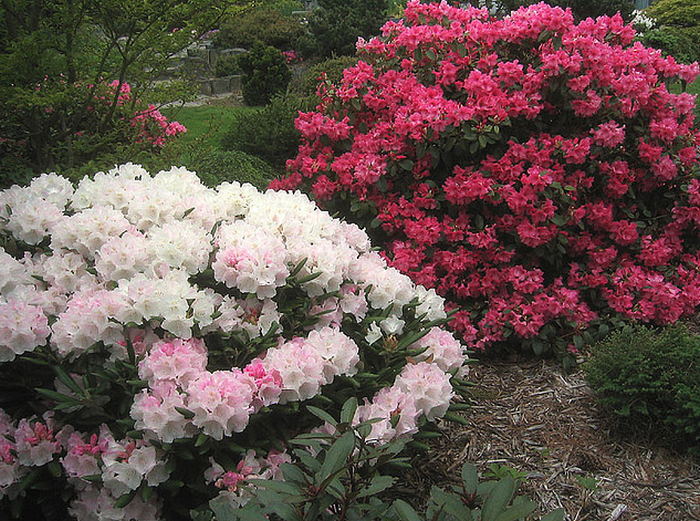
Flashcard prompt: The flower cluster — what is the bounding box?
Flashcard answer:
[273,0,700,358]
[0,165,468,519]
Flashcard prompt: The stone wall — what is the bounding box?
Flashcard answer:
[164,41,247,95]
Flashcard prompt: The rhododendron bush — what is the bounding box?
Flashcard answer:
[272,0,700,360]
[0,166,468,520]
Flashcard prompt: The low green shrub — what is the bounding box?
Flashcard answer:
[237,43,292,106]
[583,324,700,453]
[204,399,565,521]
[214,8,305,51]
[221,92,313,168]
[638,26,700,64]
[290,55,359,97]
[189,149,277,189]
[215,54,242,77]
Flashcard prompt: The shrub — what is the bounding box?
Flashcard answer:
[237,43,292,106]
[222,92,314,167]
[290,55,360,97]
[646,0,700,64]
[638,27,699,65]
[190,149,277,189]
[272,1,700,362]
[0,166,469,520]
[0,79,187,187]
[215,54,242,77]
[207,400,565,521]
[496,0,635,22]
[214,8,305,51]
[583,324,700,453]
[307,0,389,57]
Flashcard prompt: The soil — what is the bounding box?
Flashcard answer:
[405,356,700,521]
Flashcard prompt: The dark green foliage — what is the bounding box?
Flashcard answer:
[638,26,699,64]
[647,0,700,64]
[237,43,292,106]
[307,0,389,57]
[496,0,635,21]
[189,149,277,189]
[205,399,566,521]
[584,324,700,454]
[221,92,313,167]
[215,54,242,77]
[290,55,360,97]
[0,0,230,180]
[214,7,305,50]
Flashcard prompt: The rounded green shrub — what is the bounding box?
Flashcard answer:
[222,91,313,168]
[583,324,700,453]
[290,55,360,97]
[237,43,292,106]
[214,7,305,50]
[189,149,277,189]
[638,27,700,65]
[214,54,242,77]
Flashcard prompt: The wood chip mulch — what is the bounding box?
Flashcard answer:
[404,358,700,521]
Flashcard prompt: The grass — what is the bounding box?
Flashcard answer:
[162,104,256,151]
[161,103,278,189]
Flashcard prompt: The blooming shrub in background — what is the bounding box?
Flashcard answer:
[273,0,700,361]
[0,166,468,520]
[0,79,186,187]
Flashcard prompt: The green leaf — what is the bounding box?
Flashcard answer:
[268,501,303,521]
[340,397,358,425]
[481,478,515,521]
[195,433,209,448]
[357,475,395,498]
[34,388,81,405]
[399,159,415,171]
[52,365,84,396]
[443,412,470,426]
[431,486,474,519]
[113,491,136,509]
[280,462,309,485]
[252,479,302,496]
[318,430,355,485]
[461,463,478,495]
[531,339,545,356]
[305,406,338,427]
[393,499,422,521]
[494,499,537,521]
[175,406,195,419]
[540,508,566,521]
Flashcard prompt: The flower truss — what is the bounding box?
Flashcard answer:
[272,0,700,359]
[0,165,469,520]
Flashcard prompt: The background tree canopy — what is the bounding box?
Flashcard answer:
[0,0,252,180]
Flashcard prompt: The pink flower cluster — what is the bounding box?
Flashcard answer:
[204,449,291,507]
[354,361,454,445]
[88,80,186,151]
[131,104,187,149]
[131,328,361,441]
[0,413,167,519]
[274,0,700,355]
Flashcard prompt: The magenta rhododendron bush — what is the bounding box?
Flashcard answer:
[272,0,700,359]
[0,166,468,520]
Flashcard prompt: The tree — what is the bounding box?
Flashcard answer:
[0,0,252,180]
[647,0,700,63]
[308,0,389,57]
[496,0,635,21]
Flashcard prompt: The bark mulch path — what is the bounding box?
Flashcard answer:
[406,358,700,521]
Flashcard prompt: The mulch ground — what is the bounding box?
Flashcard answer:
[405,357,700,521]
